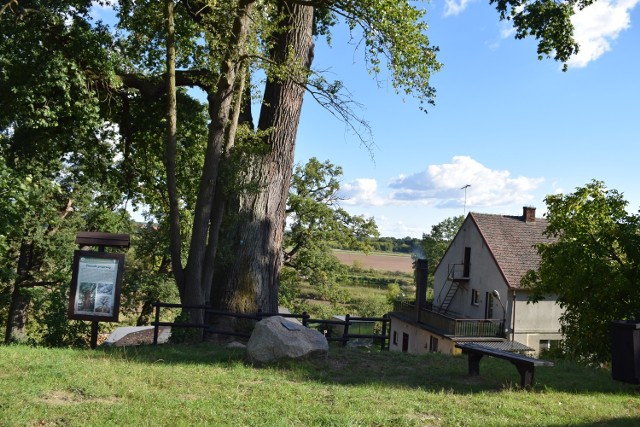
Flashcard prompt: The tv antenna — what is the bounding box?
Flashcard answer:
[461,184,471,215]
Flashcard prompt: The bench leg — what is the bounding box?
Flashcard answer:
[468,353,483,376]
[513,363,535,389]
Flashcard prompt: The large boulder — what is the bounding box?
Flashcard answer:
[247,316,328,363]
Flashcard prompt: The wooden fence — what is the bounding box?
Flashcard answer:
[152,301,390,351]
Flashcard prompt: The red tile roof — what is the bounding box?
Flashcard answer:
[469,212,555,289]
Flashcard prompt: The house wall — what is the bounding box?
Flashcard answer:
[512,291,563,355]
[389,317,457,355]
[433,217,513,326]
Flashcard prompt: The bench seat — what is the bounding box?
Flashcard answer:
[456,342,554,389]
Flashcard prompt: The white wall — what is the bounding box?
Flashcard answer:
[389,317,457,355]
[433,218,512,325]
[512,291,564,355]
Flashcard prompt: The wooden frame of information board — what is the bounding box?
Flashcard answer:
[68,250,125,323]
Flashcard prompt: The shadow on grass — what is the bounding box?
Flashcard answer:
[95,342,640,397]
[548,419,640,427]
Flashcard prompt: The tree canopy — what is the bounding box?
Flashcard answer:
[420,215,465,267]
[523,181,640,363]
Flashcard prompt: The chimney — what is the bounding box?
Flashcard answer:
[413,258,428,320]
[523,206,536,223]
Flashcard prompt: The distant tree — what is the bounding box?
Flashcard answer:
[420,216,464,266]
[282,158,378,303]
[523,181,640,364]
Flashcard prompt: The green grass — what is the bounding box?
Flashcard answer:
[1,343,639,426]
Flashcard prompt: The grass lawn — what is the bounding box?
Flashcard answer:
[1,343,639,426]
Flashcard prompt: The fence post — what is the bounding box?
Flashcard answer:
[381,314,389,351]
[302,311,308,327]
[153,300,160,345]
[343,314,350,347]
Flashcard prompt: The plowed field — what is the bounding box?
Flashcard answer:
[333,250,413,273]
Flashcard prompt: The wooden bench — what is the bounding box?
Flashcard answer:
[456,342,554,389]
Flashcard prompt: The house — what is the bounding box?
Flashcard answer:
[389,207,563,357]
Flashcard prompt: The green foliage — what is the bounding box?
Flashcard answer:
[363,236,422,254]
[420,215,464,266]
[490,0,584,71]
[282,158,379,306]
[349,296,392,318]
[32,283,92,347]
[387,282,403,303]
[331,0,441,110]
[523,180,640,364]
[278,267,302,310]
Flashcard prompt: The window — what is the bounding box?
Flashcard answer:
[540,340,561,353]
[463,247,471,277]
[393,331,398,345]
[471,289,480,306]
[429,336,439,353]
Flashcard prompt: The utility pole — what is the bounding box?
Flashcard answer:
[461,184,471,215]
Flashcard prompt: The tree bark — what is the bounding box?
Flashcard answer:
[212,1,314,315]
[4,241,32,343]
[179,0,256,324]
[164,0,184,297]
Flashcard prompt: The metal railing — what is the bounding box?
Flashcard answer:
[393,300,505,338]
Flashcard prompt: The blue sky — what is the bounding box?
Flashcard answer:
[92,1,640,238]
[294,0,640,237]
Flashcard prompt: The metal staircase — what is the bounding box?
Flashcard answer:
[436,263,467,315]
[437,282,459,314]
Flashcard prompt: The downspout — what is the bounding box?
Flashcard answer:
[511,289,516,341]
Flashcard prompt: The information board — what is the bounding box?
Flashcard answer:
[68,250,124,322]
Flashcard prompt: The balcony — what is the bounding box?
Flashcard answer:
[393,301,506,338]
[447,263,470,283]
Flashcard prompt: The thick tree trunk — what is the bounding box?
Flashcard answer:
[4,241,32,343]
[179,0,255,325]
[4,285,30,343]
[212,1,314,316]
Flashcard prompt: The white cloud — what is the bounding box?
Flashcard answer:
[444,0,476,17]
[378,219,425,239]
[337,156,543,212]
[338,178,386,206]
[500,24,517,40]
[388,156,543,208]
[569,0,639,67]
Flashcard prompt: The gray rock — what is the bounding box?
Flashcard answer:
[247,316,328,363]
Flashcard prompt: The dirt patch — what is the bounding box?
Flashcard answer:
[333,251,414,273]
[40,390,119,406]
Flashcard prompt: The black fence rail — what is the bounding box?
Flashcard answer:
[152,301,390,351]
